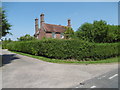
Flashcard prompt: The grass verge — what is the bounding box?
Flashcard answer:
[10,51,119,64]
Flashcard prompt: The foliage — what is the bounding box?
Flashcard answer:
[76,20,119,43]
[0,8,12,39]
[105,25,120,42]
[2,38,12,49]
[17,34,36,41]
[89,43,119,60]
[93,20,108,42]
[11,51,119,64]
[64,27,74,39]
[6,39,119,61]
[76,23,93,41]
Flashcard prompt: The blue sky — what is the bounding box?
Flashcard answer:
[2,2,118,40]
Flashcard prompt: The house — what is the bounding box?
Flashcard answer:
[34,13,72,40]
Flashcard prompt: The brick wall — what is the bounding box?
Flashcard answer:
[46,33,52,38]
[56,33,61,39]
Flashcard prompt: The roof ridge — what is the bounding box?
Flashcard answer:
[45,23,66,27]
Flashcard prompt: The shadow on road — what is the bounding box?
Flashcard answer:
[0,54,20,67]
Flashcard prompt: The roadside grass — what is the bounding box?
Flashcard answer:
[10,50,119,64]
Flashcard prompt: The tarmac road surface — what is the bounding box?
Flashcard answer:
[72,68,118,88]
[1,49,118,88]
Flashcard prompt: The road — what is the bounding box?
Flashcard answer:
[1,49,118,88]
[72,68,118,88]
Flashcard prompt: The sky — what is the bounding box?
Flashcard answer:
[2,2,118,40]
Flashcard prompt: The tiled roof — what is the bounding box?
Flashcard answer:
[43,23,66,33]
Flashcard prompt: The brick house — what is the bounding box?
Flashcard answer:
[34,13,72,40]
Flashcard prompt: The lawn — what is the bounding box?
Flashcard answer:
[11,51,119,64]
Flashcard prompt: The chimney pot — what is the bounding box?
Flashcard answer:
[40,13,44,22]
[40,13,44,27]
[35,18,39,32]
[67,19,71,27]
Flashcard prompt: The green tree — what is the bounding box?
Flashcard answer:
[76,20,113,43]
[76,23,93,41]
[64,27,74,39]
[2,38,12,49]
[3,38,12,42]
[17,34,36,41]
[93,20,109,43]
[0,8,12,39]
[106,25,120,42]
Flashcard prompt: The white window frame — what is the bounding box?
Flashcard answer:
[61,33,64,39]
[52,32,56,38]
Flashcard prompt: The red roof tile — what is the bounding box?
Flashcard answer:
[43,23,66,33]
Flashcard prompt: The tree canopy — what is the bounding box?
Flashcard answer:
[64,27,74,39]
[0,8,12,39]
[76,22,93,41]
[17,34,36,41]
[76,20,119,43]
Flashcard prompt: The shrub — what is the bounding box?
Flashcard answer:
[2,41,11,49]
[2,38,13,49]
[6,39,119,61]
[89,43,119,60]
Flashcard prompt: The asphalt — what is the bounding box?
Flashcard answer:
[72,68,118,88]
[1,49,118,88]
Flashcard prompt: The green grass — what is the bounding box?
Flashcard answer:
[10,51,119,64]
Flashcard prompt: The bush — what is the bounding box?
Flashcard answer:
[6,39,119,61]
[2,41,11,49]
[2,38,13,49]
[89,43,119,60]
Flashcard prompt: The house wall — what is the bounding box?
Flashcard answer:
[45,33,61,39]
[56,33,61,39]
[46,33,52,38]
[37,28,46,40]
[37,30,63,40]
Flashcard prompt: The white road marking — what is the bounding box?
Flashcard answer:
[76,87,79,88]
[109,74,118,79]
[90,86,96,88]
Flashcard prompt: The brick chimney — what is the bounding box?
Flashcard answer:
[35,18,39,32]
[67,19,71,27]
[40,13,44,27]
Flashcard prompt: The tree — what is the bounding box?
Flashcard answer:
[17,34,36,41]
[92,20,109,43]
[64,27,74,39]
[3,38,12,42]
[2,38,12,49]
[76,23,93,41]
[76,20,113,43]
[0,8,12,39]
[105,25,120,42]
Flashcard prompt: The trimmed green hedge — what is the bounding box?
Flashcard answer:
[6,39,119,61]
[2,41,10,49]
[89,43,119,60]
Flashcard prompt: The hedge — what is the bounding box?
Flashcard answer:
[89,43,119,60]
[6,39,119,61]
[2,41,11,49]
